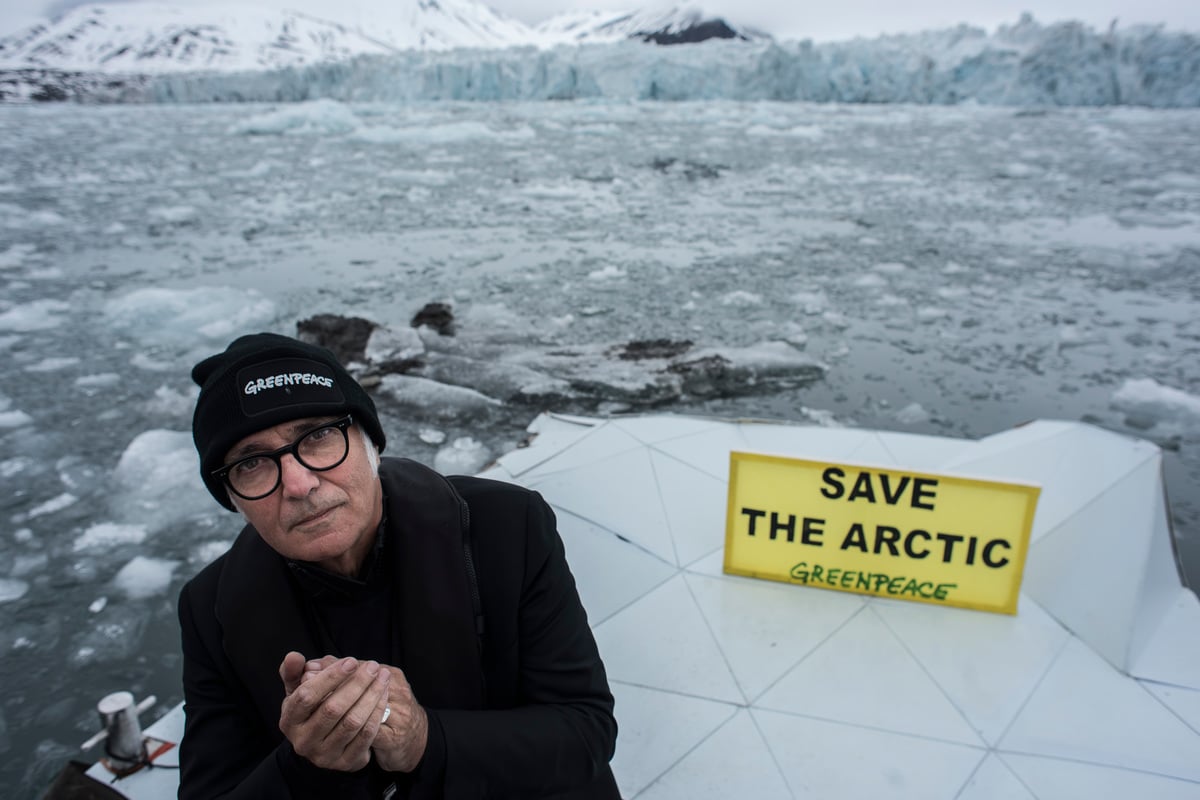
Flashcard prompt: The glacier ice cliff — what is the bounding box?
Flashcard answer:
[5,16,1200,107]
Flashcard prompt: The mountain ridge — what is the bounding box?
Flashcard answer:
[0,2,768,74]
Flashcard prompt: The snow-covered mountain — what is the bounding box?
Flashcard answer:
[0,4,401,73]
[535,6,767,45]
[0,2,766,75]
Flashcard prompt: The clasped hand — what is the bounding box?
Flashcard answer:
[278,651,429,774]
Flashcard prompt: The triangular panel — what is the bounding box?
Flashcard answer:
[955,753,1037,800]
[873,595,1069,745]
[592,575,744,704]
[1132,587,1200,690]
[685,571,864,702]
[520,422,645,481]
[608,682,738,799]
[612,415,727,445]
[556,510,677,625]
[1000,639,1200,781]
[1021,457,1163,671]
[756,606,982,744]
[636,710,791,800]
[753,708,985,798]
[650,449,728,566]
[1143,681,1200,735]
[531,448,676,563]
[1003,752,1200,799]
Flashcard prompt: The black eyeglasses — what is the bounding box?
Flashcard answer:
[213,416,353,501]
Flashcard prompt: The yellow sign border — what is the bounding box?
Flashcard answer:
[723,450,1041,615]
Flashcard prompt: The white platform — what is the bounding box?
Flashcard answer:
[484,413,1200,799]
[91,413,1200,798]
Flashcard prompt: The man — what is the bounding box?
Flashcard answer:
[177,332,619,799]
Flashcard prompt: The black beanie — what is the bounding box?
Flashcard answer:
[191,332,386,511]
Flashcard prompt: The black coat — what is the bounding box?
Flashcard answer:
[177,458,619,799]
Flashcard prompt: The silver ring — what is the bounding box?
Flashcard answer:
[380,705,391,725]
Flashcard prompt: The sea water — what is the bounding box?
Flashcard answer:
[0,99,1198,798]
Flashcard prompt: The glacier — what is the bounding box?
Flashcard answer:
[7,15,1196,107]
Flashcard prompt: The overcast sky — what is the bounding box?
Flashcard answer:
[3,0,1198,41]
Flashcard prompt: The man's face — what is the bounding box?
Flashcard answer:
[225,415,383,576]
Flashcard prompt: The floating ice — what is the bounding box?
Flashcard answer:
[112,556,179,599]
[145,384,198,417]
[721,291,762,306]
[433,437,491,475]
[73,522,148,552]
[230,99,360,136]
[1111,378,1200,429]
[895,402,931,424]
[190,540,232,565]
[149,206,198,224]
[0,244,36,269]
[419,428,447,445]
[378,374,502,417]
[75,373,121,389]
[112,429,208,524]
[0,299,70,332]
[791,292,828,315]
[104,287,275,345]
[26,492,77,518]
[0,409,32,428]
[10,553,46,577]
[23,357,79,372]
[588,265,626,281]
[0,578,29,604]
[88,597,107,613]
[366,326,425,364]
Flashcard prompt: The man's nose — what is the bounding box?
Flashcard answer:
[278,454,320,498]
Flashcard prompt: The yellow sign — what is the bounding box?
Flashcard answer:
[723,452,1040,614]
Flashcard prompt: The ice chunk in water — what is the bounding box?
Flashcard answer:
[112,429,209,524]
[73,522,148,552]
[230,99,360,136]
[104,287,275,345]
[433,437,491,476]
[1112,378,1200,429]
[0,409,32,428]
[0,578,29,604]
[378,374,502,417]
[895,402,931,425]
[0,299,69,332]
[112,556,179,599]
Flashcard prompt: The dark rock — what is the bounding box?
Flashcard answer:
[296,314,377,364]
[635,18,747,45]
[411,302,455,336]
[668,354,737,396]
[614,339,694,360]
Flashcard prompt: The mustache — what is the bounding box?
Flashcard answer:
[282,501,339,529]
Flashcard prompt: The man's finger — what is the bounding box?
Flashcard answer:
[281,657,361,728]
[325,667,390,757]
[279,651,307,696]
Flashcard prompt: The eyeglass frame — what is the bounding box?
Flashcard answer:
[212,415,355,501]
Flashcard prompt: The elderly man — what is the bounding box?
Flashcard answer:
[177,332,619,799]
